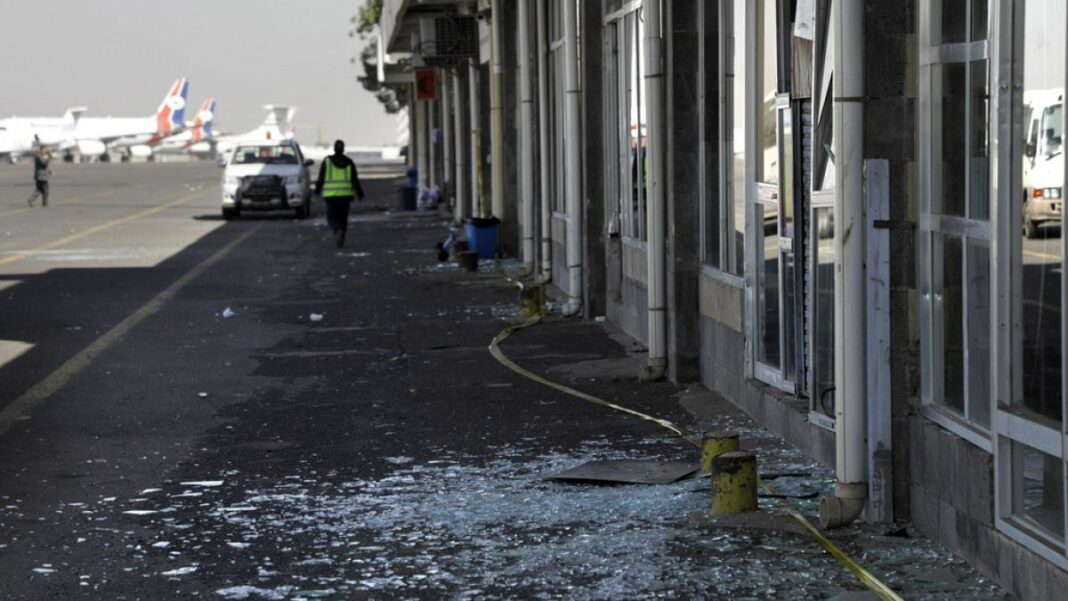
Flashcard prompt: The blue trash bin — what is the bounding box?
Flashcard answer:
[464,217,499,260]
[406,166,418,188]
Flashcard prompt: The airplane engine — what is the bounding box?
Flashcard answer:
[129,145,153,159]
[76,140,106,157]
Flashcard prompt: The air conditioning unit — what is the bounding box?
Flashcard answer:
[418,16,479,67]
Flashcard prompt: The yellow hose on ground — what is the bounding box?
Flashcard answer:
[488,314,904,601]
[488,315,698,447]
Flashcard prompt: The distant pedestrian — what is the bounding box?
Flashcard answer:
[315,140,365,248]
[26,145,52,207]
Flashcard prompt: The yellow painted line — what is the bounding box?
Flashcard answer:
[489,313,904,601]
[0,223,262,439]
[0,189,208,268]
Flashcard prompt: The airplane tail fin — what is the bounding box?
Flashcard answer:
[62,106,88,127]
[262,105,290,128]
[260,105,297,141]
[190,98,216,144]
[155,77,189,136]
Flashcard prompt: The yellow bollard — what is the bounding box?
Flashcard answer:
[710,451,758,515]
[700,431,740,474]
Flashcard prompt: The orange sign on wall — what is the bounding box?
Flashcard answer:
[415,69,437,100]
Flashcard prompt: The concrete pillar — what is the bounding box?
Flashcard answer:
[581,0,606,317]
[442,71,453,208]
[490,0,505,223]
[416,98,428,189]
[428,96,437,189]
[518,0,536,269]
[452,69,468,223]
[406,87,416,168]
[501,0,520,257]
[536,0,552,279]
[489,0,521,257]
[468,59,483,218]
[664,0,704,382]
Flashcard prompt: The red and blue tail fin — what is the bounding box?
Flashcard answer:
[190,98,216,144]
[155,77,189,136]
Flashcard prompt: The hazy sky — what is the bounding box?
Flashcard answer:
[0,0,398,147]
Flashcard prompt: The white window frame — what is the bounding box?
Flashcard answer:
[990,0,1068,567]
[697,0,745,283]
[918,0,1068,567]
[745,0,797,393]
[604,4,648,243]
[918,0,996,447]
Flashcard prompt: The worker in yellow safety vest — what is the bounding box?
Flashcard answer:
[315,139,365,248]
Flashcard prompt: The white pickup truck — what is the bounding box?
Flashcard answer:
[1023,90,1064,239]
[219,140,313,220]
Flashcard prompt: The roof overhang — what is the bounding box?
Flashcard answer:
[381,0,471,54]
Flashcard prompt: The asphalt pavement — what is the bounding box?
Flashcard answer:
[0,161,1008,599]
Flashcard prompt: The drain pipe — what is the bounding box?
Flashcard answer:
[518,0,536,272]
[489,0,506,226]
[536,0,552,281]
[453,69,467,224]
[469,58,484,218]
[820,0,867,529]
[639,0,667,382]
[561,0,583,315]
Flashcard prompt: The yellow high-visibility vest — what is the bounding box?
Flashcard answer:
[322,160,354,198]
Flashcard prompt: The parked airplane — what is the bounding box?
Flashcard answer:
[152,98,217,158]
[69,77,189,161]
[0,107,86,163]
[214,105,296,160]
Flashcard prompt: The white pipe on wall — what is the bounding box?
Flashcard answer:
[562,0,583,315]
[640,0,667,382]
[820,0,868,529]
[536,0,552,280]
[490,0,505,225]
[518,0,536,271]
[452,70,468,223]
[469,59,484,218]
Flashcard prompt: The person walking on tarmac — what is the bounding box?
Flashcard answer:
[315,139,365,248]
[26,145,53,207]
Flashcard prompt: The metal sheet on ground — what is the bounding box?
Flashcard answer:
[545,459,699,484]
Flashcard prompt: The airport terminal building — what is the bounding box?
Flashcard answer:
[378,1,1068,597]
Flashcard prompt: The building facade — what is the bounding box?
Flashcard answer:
[380,1,1068,597]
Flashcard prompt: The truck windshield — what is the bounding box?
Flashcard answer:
[1041,104,1062,157]
[233,145,299,165]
